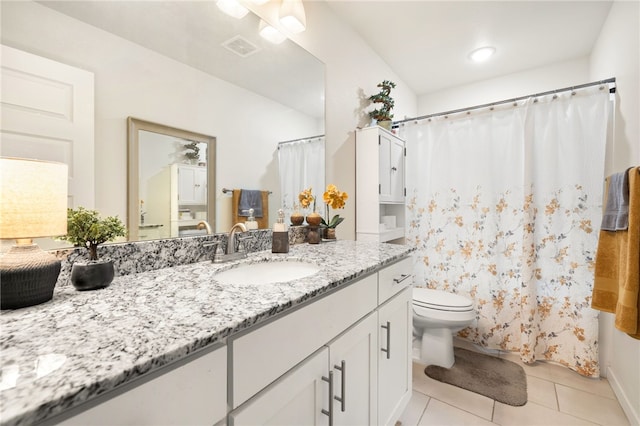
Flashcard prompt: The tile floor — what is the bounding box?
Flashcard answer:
[399,340,631,426]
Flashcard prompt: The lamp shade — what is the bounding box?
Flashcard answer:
[0,157,68,239]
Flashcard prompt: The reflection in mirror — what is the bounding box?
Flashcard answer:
[1,1,324,244]
[127,118,216,241]
[278,136,325,222]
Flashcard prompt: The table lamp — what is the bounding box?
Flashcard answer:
[0,157,68,309]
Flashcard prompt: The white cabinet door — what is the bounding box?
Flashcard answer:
[230,348,330,426]
[60,345,227,426]
[389,138,405,202]
[329,313,378,426]
[177,165,207,205]
[378,132,405,203]
[379,132,393,201]
[377,287,412,426]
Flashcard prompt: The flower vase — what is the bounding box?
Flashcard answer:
[306,212,322,226]
[307,226,321,244]
[290,211,304,226]
[324,228,336,240]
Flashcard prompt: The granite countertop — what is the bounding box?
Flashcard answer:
[0,240,413,426]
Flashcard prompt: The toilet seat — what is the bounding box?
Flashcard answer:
[413,288,473,312]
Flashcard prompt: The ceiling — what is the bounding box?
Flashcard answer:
[37,1,325,118]
[325,0,614,96]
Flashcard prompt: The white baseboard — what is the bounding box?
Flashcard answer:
[607,366,639,426]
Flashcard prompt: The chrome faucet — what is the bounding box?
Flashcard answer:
[227,222,247,254]
[196,220,212,235]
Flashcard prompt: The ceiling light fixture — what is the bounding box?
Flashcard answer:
[469,46,496,63]
[259,19,287,44]
[216,0,249,19]
[279,0,306,34]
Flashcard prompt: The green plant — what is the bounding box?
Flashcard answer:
[368,80,396,121]
[184,141,200,161]
[321,184,348,228]
[60,207,126,261]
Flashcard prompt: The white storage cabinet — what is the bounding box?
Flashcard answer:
[356,126,406,243]
[230,256,413,426]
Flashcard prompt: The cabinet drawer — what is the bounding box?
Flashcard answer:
[59,345,227,425]
[378,257,413,304]
[231,274,377,408]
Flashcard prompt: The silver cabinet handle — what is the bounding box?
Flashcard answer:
[381,321,391,359]
[393,273,411,284]
[334,361,346,412]
[322,371,334,426]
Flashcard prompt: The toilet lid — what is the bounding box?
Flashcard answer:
[413,288,473,311]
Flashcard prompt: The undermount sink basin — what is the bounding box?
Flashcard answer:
[213,260,321,285]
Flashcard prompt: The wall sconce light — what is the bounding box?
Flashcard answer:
[259,19,287,44]
[0,157,68,309]
[279,0,306,34]
[216,0,249,19]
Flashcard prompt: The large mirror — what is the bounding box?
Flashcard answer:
[1,1,324,243]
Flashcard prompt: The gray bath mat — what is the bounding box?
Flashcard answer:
[425,347,527,406]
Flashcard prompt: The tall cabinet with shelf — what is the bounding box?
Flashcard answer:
[356,126,406,244]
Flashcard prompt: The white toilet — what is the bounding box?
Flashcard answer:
[413,288,475,368]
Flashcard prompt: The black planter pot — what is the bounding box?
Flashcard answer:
[70,260,115,291]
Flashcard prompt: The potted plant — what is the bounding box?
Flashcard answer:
[60,207,127,290]
[368,80,396,130]
[321,184,349,239]
[298,187,322,226]
[183,141,200,164]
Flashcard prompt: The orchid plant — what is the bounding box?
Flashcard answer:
[321,184,349,228]
[298,187,316,212]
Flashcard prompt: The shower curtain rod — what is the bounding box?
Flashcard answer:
[277,134,325,147]
[394,77,616,126]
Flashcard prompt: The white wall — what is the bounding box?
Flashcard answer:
[418,57,590,115]
[1,1,321,233]
[590,2,640,424]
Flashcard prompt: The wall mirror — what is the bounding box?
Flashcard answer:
[127,118,216,241]
[1,1,324,244]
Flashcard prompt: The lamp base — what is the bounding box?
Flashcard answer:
[0,244,61,310]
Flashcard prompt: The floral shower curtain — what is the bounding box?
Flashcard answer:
[398,87,611,377]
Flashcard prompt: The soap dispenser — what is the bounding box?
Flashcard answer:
[272,209,289,253]
[245,208,258,230]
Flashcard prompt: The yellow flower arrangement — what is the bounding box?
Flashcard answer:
[298,187,316,211]
[322,184,349,228]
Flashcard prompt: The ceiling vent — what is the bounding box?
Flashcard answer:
[222,35,260,58]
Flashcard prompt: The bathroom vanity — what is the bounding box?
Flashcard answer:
[0,241,413,426]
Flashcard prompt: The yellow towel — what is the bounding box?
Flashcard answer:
[232,189,269,229]
[592,167,640,339]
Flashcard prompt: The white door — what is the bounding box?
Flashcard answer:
[178,166,197,204]
[378,288,412,426]
[389,139,405,202]
[195,167,207,204]
[378,133,392,201]
[0,44,95,209]
[177,165,207,205]
[230,347,330,426]
[329,312,378,426]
